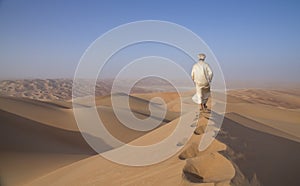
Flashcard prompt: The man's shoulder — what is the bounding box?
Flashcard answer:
[195,62,205,67]
[202,62,210,67]
[192,63,198,68]
[193,61,208,68]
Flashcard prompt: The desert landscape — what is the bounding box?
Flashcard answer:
[1,0,300,185]
[0,79,300,186]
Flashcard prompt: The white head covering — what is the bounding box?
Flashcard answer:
[198,53,206,60]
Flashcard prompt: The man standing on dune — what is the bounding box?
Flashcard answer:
[191,53,213,111]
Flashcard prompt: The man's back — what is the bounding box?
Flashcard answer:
[191,61,213,87]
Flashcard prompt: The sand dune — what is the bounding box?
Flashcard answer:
[0,88,237,186]
[0,109,97,186]
[217,116,300,186]
[226,112,300,142]
[0,91,182,185]
[0,78,182,102]
[0,93,162,185]
[226,102,300,141]
[0,79,74,101]
[0,96,77,131]
[1,81,300,186]
[0,109,98,154]
[25,110,233,186]
[0,153,89,186]
[227,89,300,109]
[96,93,181,121]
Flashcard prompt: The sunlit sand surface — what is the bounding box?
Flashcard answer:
[1,80,300,185]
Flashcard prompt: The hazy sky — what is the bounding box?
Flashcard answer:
[1,0,300,87]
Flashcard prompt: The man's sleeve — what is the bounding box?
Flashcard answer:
[191,65,195,80]
[206,64,213,82]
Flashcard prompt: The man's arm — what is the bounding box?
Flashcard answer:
[206,64,213,82]
[191,65,195,82]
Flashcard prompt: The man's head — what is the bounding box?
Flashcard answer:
[198,53,206,61]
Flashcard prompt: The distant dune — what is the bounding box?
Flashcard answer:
[0,78,184,102]
[227,89,300,109]
[0,79,300,185]
[226,89,300,142]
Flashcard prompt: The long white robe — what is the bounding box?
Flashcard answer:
[191,61,213,104]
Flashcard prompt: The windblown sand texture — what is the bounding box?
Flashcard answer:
[1,79,300,186]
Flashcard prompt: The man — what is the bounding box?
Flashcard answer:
[191,53,213,111]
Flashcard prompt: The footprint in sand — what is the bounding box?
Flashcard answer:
[190,122,197,127]
[177,137,188,146]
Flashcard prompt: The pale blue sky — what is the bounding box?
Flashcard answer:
[1,0,300,86]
